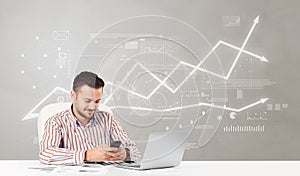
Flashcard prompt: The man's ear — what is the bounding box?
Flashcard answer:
[70,90,76,101]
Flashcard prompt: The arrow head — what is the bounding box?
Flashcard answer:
[254,16,260,24]
[260,98,269,104]
[22,113,39,121]
[261,56,269,63]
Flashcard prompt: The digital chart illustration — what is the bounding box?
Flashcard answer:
[0,0,297,162]
[21,15,272,156]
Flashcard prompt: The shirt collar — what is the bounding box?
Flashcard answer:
[69,104,96,128]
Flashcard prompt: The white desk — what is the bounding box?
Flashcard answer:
[0,160,299,176]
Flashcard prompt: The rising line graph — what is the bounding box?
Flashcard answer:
[22,86,268,120]
[102,16,268,104]
[22,16,269,121]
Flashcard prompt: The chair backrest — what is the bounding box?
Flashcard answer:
[38,102,113,142]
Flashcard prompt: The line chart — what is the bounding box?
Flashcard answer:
[22,86,268,120]
[22,16,269,121]
[102,16,268,104]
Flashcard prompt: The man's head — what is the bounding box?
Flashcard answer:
[70,71,105,123]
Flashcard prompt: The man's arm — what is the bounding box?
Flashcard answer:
[39,118,85,165]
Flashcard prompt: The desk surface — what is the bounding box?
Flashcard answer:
[0,160,299,176]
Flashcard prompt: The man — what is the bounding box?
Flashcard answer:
[39,71,140,165]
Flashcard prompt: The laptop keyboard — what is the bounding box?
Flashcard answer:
[84,160,137,166]
[119,162,140,167]
[84,160,124,165]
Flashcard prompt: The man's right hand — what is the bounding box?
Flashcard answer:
[84,144,119,161]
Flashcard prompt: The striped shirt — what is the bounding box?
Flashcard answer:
[39,105,141,165]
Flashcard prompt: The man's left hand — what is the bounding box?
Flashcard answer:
[106,146,127,161]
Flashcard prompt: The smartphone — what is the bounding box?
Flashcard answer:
[110,141,121,148]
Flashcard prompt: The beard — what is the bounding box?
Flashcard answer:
[77,108,95,120]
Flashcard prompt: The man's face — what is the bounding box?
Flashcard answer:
[71,85,103,121]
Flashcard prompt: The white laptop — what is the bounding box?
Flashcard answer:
[116,129,191,170]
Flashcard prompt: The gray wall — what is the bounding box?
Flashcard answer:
[0,0,299,160]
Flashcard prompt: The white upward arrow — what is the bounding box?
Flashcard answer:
[220,98,268,112]
[226,16,260,79]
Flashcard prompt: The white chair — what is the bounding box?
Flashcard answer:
[38,102,113,142]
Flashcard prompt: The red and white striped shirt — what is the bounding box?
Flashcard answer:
[39,105,141,165]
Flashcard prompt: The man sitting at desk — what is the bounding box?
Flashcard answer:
[39,71,140,165]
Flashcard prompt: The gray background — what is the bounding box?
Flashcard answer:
[0,0,299,160]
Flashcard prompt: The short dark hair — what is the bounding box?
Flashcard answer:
[72,71,105,92]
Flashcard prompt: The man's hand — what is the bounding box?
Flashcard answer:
[85,144,120,161]
[107,146,127,161]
